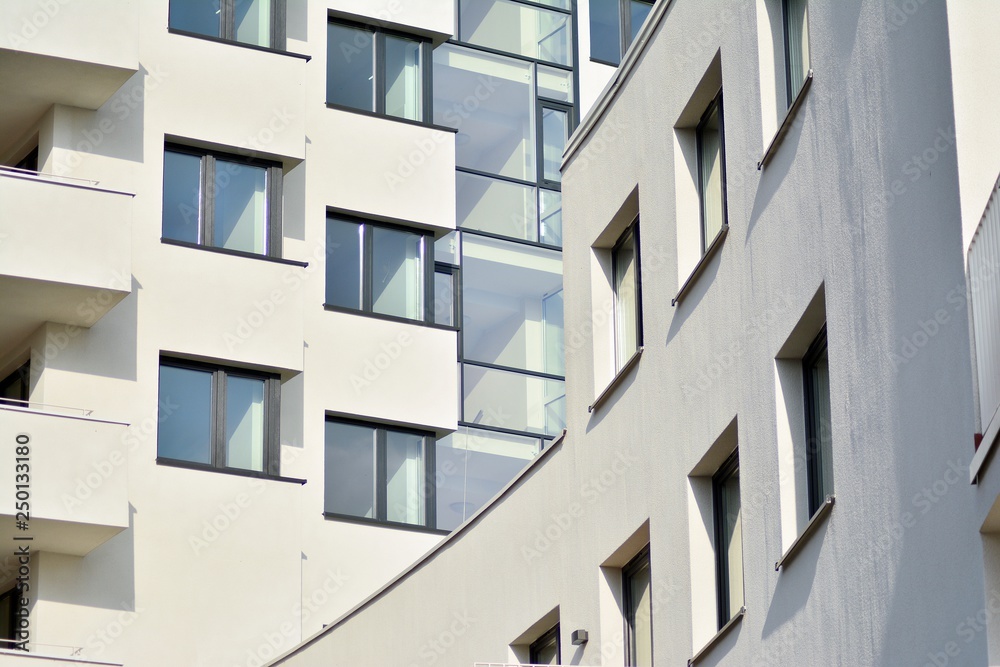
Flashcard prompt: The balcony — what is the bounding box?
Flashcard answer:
[0,1,138,158]
[0,169,132,352]
[0,405,129,556]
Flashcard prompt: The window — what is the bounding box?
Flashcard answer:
[530,625,561,665]
[590,0,654,66]
[697,92,727,253]
[324,419,435,529]
[0,362,29,407]
[783,0,810,105]
[0,586,22,649]
[458,0,573,66]
[713,450,743,629]
[169,0,285,49]
[157,359,280,476]
[13,147,37,173]
[803,326,832,515]
[325,216,434,323]
[540,102,572,187]
[613,220,642,370]
[623,546,652,667]
[327,19,431,122]
[161,145,283,258]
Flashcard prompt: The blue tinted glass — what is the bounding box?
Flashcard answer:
[169,0,221,37]
[158,365,213,464]
[214,160,267,254]
[629,0,654,46]
[162,151,201,244]
[325,421,376,518]
[326,218,363,310]
[234,0,271,47]
[590,0,621,64]
[327,22,375,111]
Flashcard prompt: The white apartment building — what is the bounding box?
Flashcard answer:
[0,0,632,665]
[261,1,1000,666]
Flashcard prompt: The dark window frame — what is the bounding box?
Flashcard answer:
[696,90,728,255]
[782,0,810,108]
[612,218,643,370]
[589,0,654,66]
[537,99,574,190]
[156,357,282,477]
[623,544,652,667]
[162,143,284,259]
[433,262,461,329]
[325,215,436,324]
[803,324,831,516]
[712,449,742,630]
[0,362,29,407]
[13,147,38,173]
[529,624,561,664]
[324,417,437,530]
[0,585,22,649]
[326,17,433,123]
[168,0,287,51]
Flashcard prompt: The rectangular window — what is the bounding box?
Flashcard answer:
[325,216,433,323]
[590,0,654,65]
[157,359,280,476]
[459,0,573,66]
[624,546,652,667]
[540,103,571,186]
[0,586,23,649]
[783,0,810,106]
[324,419,435,529]
[713,450,744,629]
[169,0,285,49]
[697,92,727,253]
[530,625,561,665]
[803,326,832,515]
[327,19,430,122]
[613,220,642,370]
[161,145,283,258]
[0,362,29,407]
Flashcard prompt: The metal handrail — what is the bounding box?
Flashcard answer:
[0,164,100,186]
[0,398,93,417]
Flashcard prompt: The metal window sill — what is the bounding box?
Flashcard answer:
[167,28,311,60]
[774,495,835,571]
[673,225,728,307]
[156,457,306,484]
[588,347,643,413]
[324,103,458,134]
[161,238,309,267]
[758,70,813,170]
[971,408,1000,483]
[689,607,745,666]
[323,512,449,536]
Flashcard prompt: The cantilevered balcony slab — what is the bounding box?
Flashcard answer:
[0,406,129,557]
[0,1,138,158]
[0,171,133,353]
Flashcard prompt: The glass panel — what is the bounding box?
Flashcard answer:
[326,218,363,310]
[785,0,810,105]
[325,421,376,518]
[614,229,639,369]
[810,347,833,501]
[435,427,541,531]
[463,364,565,436]
[537,64,573,102]
[435,231,460,266]
[457,171,537,242]
[385,35,423,121]
[372,227,424,320]
[169,0,220,37]
[459,0,572,66]
[531,633,559,664]
[214,160,267,254]
[386,430,425,525]
[434,44,536,181]
[462,235,563,374]
[628,0,654,48]
[157,366,212,465]
[434,270,456,327]
[699,102,724,251]
[720,465,744,620]
[327,22,375,111]
[234,0,271,47]
[531,0,570,9]
[626,557,653,667]
[162,151,201,244]
[225,376,265,472]
[542,289,564,376]
[541,107,569,183]
[589,0,621,64]
[539,189,563,246]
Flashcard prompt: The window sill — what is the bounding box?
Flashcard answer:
[156,457,306,485]
[590,56,621,67]
[322,304,457,331]
[167,28,311,60]
[774,494,835,571]
[589,346,643,414]
[323,512,449,536]
[971,411,1000,483]
[672,225,728,307]
[757,69,813,170]
[161,238,309,267]
[688,607,745,666]
[324,104,459,135]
